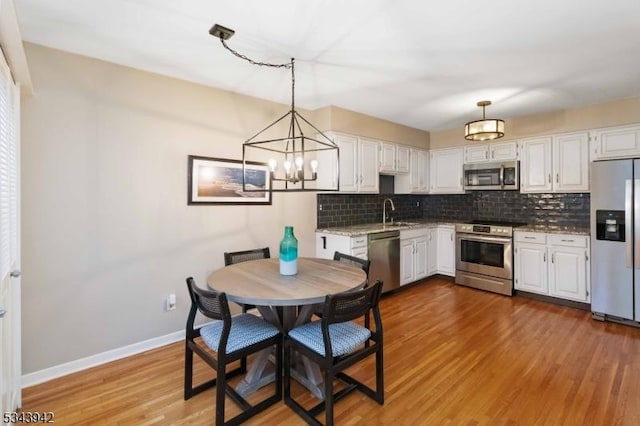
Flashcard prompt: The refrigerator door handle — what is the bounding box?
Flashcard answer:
[635,179,640,269]
[626,179,633,268]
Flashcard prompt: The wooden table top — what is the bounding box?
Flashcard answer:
[207,257,366,306]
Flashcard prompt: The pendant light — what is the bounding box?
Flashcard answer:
[464,100,505,141]
[210,24,339,192]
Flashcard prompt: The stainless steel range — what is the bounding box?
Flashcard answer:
[455,221,526,296]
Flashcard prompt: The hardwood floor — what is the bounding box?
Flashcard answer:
[22,278,640,425]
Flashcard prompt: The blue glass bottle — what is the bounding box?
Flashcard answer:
[279,226,298,275]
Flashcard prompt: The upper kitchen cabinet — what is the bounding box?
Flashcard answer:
[590,124,640,160]
[464,141,518,163]
[395,148,429,194]
[430,147,464,194]
[316,132,379,193]
[520,131,589,193]
[379,142,410,174]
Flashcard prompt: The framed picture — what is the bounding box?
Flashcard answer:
[188,155,272,205]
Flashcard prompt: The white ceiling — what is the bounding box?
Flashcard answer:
[13,0,640,132]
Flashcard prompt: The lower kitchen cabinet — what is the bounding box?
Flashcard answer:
[514,231,590,303]
[436,225,455,277]
[315,232,368,260]
[400,229,429,285]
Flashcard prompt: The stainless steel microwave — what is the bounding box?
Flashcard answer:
[463,160,519,190]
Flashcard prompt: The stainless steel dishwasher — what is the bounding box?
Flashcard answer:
[368,230,400,293]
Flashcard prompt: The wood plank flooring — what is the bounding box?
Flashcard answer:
[22,278,640,425]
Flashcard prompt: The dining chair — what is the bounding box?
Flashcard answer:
[284,280,384,426]
[184,277,282,426]
[223,247,271,313]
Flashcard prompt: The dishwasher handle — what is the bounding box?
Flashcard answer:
[368,230,400,242]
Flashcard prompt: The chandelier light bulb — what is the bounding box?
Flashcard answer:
[268,158,277,172]
[295,156,304,170]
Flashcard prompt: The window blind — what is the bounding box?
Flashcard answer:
[0,49,18,280]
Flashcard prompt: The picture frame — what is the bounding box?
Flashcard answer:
[187,155,272,205]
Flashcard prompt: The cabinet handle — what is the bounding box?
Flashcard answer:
[524,236,536,239]
[543,252,546,262]
[585,252,589,261]
[548,174,551,184]
[556,173,559,183]
[552,253,555,263]
[485,151,488,160]
[450,233,453,241]
[560,239,575,242]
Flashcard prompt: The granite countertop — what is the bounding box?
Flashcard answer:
[316,219,461,236]
[517,224,590,236]
[317,220,590,237]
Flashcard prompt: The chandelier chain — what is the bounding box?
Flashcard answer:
[220,38,292,69]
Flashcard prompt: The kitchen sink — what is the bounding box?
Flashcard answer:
[390,221,420,227]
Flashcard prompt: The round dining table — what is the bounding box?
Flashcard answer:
[207,257,367,398]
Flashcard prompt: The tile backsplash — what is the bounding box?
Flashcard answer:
[317,191,590,229]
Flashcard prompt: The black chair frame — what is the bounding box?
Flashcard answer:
[184,277,282,426]
[284,280,384,426]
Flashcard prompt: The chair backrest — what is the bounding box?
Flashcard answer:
[185,277,231,323]
[321,280,382,326]
[333,251,371,279]
[224,247,271,266]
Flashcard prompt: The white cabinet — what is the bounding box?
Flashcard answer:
[436,225,455,276]
[380,142,410,174]
[427,227,437,275]
[397,145,410,173]
[395,148,429,194]
[400,228,429,285]
[315,233,368,260]
[429,147,464,194]
[520,136,553,192]
[514,232,548,294]
[520,132,589,193]
[319,133,379,193]
[464,141,518,163]
[514,231,590,303]
[590,124,640,160]
[548,235,590,302]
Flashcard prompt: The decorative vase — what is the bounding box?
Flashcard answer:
[279,226,298,275]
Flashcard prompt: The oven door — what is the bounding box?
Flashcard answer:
[456,234,513,279]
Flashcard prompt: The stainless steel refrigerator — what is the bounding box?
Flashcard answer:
[591,159,640,324]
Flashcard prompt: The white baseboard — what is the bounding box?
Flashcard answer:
[22,330,185,389]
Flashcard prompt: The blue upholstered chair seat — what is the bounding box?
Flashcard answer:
[288,320,371,357]
[200,313,280,354]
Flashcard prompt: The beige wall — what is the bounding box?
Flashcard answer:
[430,97,640,149]
[20,43,428,375]
[314,105,430,148]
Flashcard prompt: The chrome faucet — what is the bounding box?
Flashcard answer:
[383,198,395,226]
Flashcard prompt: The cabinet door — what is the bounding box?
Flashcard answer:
[400,239,415,285]
[334,133,358,192]
[514,243,548,294]
[490,141,518,161]
[414,236,428,280]
[553,132,589,192]
[520,137,552,193]
[436,226,455,276]
[397,145,410,173]
[591,125,640,160]
[430,148,464,194]
[379,142,396,174]
[351,246,368,260]
[464,145,489,163]
[427,228,437,275]
[417,149,430,192]
[549,247,589,302]
[358,138,380,193]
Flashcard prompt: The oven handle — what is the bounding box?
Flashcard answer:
[457,234,512,244]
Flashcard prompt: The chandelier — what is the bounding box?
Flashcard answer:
[464,100,505,141]
[210,24,339,192]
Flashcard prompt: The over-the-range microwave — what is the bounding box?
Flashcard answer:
[463,160,519,190]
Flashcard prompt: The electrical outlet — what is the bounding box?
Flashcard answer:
[319,204,323,211]
[166,293,176,311]
[416,201,420,207]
